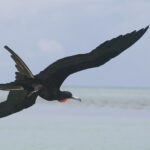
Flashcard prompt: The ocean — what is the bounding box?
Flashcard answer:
[0,87,150,150]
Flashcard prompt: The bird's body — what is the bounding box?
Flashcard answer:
[0,26,149,118]
[14,73,72,101]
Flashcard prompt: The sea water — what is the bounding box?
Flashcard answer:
[0,87,150,150]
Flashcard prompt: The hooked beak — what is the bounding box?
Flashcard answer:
[71,96,81,102]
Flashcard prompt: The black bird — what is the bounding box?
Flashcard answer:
[0,26,149,118]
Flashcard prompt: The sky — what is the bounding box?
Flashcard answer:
[0,0,149,88]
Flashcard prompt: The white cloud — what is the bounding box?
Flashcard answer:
[38,39,65,56]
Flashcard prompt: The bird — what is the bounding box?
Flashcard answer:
[0,26,149,118]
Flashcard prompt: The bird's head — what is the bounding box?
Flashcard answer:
[58,91,81,103]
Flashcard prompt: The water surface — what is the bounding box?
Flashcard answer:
[0,87,150,150]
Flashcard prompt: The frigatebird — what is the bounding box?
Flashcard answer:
[0,26,149,118]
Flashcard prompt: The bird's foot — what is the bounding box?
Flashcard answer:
[27,84,43,97]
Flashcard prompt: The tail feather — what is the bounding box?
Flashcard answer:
[0,82,24,91]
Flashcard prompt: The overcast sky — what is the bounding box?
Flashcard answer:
[0,0,149,88]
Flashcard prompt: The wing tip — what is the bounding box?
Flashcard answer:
[144,25,149,31]
[135,25,149,39]
[4,45,9,50]
[4,45,10,49]
[4,45,13,54]
[141,25,149,33]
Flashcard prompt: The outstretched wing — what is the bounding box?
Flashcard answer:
[0,90,37,118]
[35,26,149,88]
[4,46,34,78]
[0,47,36,118]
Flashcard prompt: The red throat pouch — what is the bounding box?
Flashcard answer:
[59,98,70,103]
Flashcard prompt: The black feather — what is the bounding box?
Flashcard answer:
[35,26,149,88]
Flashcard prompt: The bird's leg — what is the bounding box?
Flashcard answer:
[27,84,43,97]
